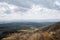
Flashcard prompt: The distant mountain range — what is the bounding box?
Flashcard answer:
[0,22,54,31]
[0,19,60,24]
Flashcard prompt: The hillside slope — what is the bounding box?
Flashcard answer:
[41,22,60,32]
[1,22,60,40]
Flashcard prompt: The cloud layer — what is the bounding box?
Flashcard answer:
[0,0,60,11]
[0,0,60,22]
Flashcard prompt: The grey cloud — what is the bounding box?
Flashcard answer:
[0,0,60,12]
[30,0,60,10]
[0,0,33,12]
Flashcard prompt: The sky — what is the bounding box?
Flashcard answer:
[0,0,60,22]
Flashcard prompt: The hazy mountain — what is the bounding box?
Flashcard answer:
[0,22,54,31]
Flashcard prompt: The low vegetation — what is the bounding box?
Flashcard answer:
[1,29,60,40]
[1,22,60,40]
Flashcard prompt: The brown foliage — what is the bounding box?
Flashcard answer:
[2,29,60,40]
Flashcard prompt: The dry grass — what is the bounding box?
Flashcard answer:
[2,29,60,40]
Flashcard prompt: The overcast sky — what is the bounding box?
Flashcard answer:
[0,0,60,22]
